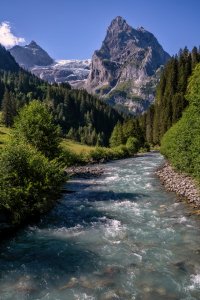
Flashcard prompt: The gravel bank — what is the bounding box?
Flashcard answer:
[65,164,105,179]
[156,161,200,209]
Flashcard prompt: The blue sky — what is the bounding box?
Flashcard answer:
[0,0,200,60]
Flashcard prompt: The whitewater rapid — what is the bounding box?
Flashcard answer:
[1,152,200,299]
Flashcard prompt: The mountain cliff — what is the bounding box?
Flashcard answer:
[81,16,171,115]
[9,41,54,69]
[9,41,91,83]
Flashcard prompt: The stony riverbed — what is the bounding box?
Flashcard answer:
[156,161,200,211]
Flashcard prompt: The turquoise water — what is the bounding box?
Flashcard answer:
[1,152,200,300]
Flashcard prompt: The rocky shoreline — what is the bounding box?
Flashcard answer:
[65,164,105,180]
[156,161,200,212]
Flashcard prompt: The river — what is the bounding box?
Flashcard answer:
[0,152,200,300]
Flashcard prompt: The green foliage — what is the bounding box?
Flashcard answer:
[58,148,85,167]
[0,68,123,147]
[0,139,67,225]
[66,125,104,147]
[13,100,61,160]
[109,121,125,147]
[88,147,110,159]
[87,145,129,161]
[139,46,200,145]
[160,62,200,183]
[186,62,200,107]
[140,142,151,152]
[126,137,140,155]
[109,116,146,149]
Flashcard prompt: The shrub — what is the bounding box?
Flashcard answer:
[87,147,108,159]
[126,137,140,155]
[13,100,61,160]
[0,139,67,225]
[111,145,129,159]
[58,148,85,167]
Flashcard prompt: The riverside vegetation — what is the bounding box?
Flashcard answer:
[1,43,200,231]
[0,45,148,230]
[109,46,200,185]
[0,101,146,230]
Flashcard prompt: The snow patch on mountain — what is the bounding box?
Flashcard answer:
[31,59,92,77]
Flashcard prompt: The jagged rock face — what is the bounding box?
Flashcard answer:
[9,41,53,69]
[84,16,171,115]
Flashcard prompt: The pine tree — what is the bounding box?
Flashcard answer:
[1,90,13,127]
[146,105,155,143]
[91,128,97,146]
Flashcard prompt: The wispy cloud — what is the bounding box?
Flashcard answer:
[0,21,25,48]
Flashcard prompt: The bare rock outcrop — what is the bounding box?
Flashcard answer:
[81,16,171,115]
[9,40,53,69]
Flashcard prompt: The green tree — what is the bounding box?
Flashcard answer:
[91,128,97,146]
[1,90,15,127]
[126,137,140,155]
[0,138,66,225]
[13,100,61,160]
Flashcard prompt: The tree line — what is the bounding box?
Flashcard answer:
[109,46,200,149]
[0,49,123,146]
[140,46,200,145]
[160,62,200,183]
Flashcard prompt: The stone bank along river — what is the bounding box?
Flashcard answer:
[1,152,200,300]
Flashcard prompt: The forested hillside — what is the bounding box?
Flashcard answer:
[160,62,200,183]
[142,46,200,145]
[109,46,200,146]
[0,49,123,146]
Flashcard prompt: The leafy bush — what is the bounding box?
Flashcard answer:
[0,139,67,225]
[13,100,61,160]
[111,145,129,159]
[58,148,85,167]
[126,137,140,155]
[160,105,200,181]
[87,147,109,159]
[139,142,151,153]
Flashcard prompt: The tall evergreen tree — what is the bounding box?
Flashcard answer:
[1,90,14,127]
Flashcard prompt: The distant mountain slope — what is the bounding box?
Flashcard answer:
[0,65,123,146]
[79,16,171,116]
[30,59,91,83]
[9,41,91,83]
[0,44,20,72]
[9,41,53,69]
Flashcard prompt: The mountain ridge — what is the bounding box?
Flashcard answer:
[79,16,170,115]
[9,40,54,69]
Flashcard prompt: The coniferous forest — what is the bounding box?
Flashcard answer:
[140,46,200,145]
[109,46,200,148]
[0,44,123,147]
[1,42,200,227]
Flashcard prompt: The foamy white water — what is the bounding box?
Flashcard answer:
[1,152,200,299]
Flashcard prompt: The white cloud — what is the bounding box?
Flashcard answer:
[0,22,25,48]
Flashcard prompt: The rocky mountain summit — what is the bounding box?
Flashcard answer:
[7,17,170,115]
[9,41,91,83]
[80,16,171,115]
[9,41,54,69]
